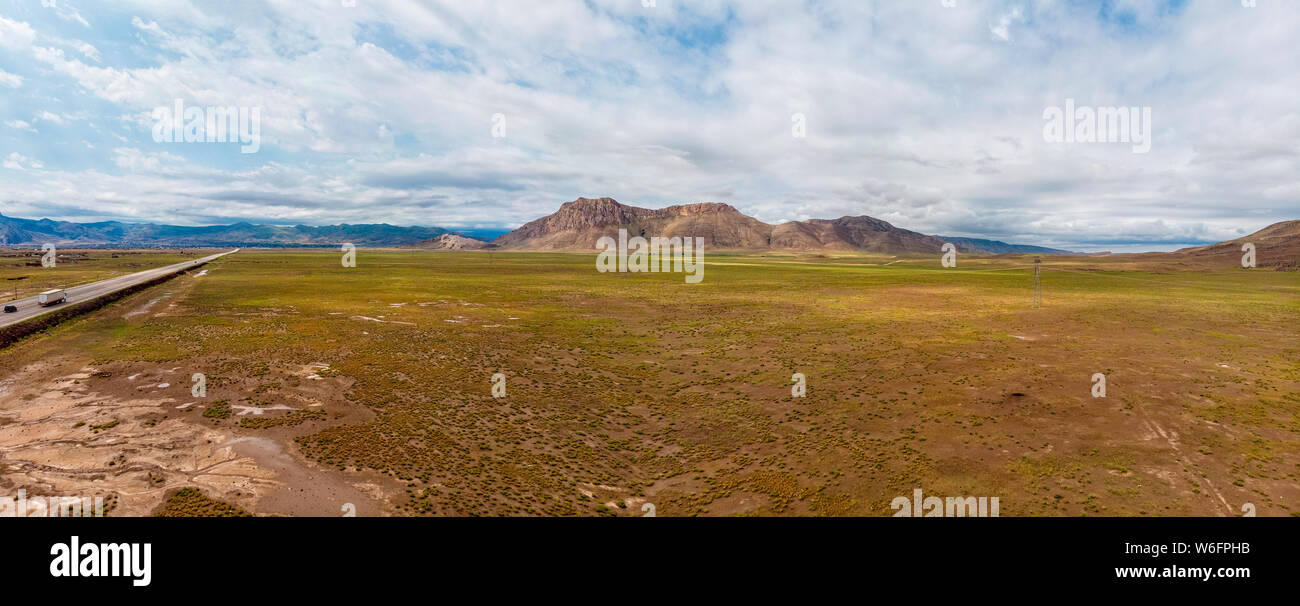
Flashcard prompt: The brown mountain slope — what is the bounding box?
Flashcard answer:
[403,233,491,250]
[1174,220,1300,269]
[495,197,960,254]
[494,197,773,250]
[770,216,950,253]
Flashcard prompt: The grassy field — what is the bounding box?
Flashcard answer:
[1,249,1296,516]
[0,249,213,301]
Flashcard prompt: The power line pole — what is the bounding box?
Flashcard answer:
[6,276,27,301]
[1033,257,1042,308]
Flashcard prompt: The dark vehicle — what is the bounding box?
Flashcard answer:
[3,305,16,313]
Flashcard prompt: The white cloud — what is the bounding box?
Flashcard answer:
[0,16,37,49]
[42,0,90,28]
[112,147,188,173]
[0,69,21,88]
[990,8,1023,42]
[55,37,100,61]
[35,111,67,125]
[5,120,37,132]
[3,153,44,171]
[130,16,163,36]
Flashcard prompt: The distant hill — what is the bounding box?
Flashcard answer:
[1173,220,1300,270]
[494,197,774,250]
[0,214,453,248]
[403,233,491,250]
[770,215,961,253]
[494,197,1058,255]
[939,237,1075,255]
[453,227,511,241]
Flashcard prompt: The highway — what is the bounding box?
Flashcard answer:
[0,249,237,329]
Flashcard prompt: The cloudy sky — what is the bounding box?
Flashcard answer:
[0,0,1296,251]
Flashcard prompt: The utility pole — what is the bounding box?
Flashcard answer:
[7,276,28,301]
[1033,257,1042,308]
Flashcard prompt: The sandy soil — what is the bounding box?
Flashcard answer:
[0,355,397,515]
[0,273,401,516]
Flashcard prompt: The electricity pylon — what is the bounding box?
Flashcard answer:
[1033,257,1042,308]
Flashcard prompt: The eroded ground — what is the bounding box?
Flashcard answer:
[0,250,1296,516]
[0,267,398,516]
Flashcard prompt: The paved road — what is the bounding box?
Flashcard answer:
[0,249,238,328]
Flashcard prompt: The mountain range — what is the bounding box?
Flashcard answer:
[5,200,1294,264]
[0,200,1074,254]
[491,197,1075,254]
[0,214,450,248]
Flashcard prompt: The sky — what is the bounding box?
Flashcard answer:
[0,0,1296,252]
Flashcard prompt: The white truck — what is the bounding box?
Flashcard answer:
[38,289,67,306]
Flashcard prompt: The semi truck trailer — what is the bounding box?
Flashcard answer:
[37,289,67,306]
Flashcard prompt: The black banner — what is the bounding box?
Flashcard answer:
[3,517,1285,596]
